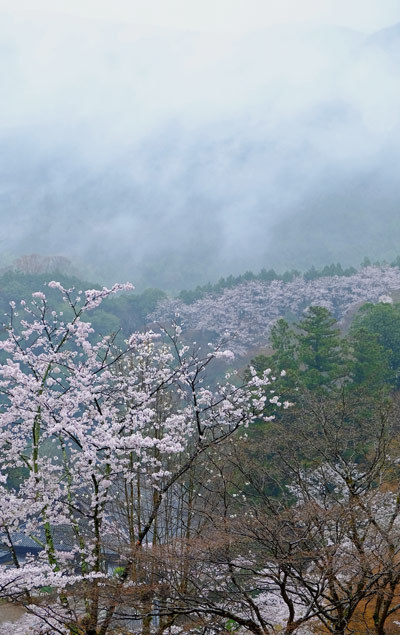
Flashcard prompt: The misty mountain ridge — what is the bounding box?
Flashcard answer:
[1,16,400,288]
[365,21,400,54]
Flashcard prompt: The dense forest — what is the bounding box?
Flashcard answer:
[2,254,400,353]
[1,258,400,633]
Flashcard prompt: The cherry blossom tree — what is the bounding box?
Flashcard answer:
[0,281,275,634]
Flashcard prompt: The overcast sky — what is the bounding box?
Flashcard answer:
[1,1,400,287]
[2,0,400,33]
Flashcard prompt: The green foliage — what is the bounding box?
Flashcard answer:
[347,327,392,391]
[256,308,346,394]
[103,287,167,333]
[259,268,279,282]
[113,566,125,579]
[351,302,400,386]
[247,321,298,387]
[297,306,346,391]
[304,262,357,280]
[178,268,301,304]
[269,318,297,372]
[266,318,300,399]
[249,303,395,401]
[225,619,240,631]
[0,270,93,314]
[82,309,121,336]
[0,271,166,340]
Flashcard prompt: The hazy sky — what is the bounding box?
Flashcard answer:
[1,1,400,288]
[2,0,400,33]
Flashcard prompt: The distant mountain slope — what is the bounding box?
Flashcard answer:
[267,170,400,270]
[151,266,400,355]
[365,22,400,54]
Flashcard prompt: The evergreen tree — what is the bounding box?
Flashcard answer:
[296,306,345,391]
[267,318,299,400]
[347,326,392,392]
[352,302,400,386]
[269,318,297,373]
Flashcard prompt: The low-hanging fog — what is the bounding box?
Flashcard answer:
[1,2,400,289]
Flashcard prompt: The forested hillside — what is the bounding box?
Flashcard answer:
[3,261,400,360]
[0,267,166,337]
[1,273,400,633]
[152,264,400,355]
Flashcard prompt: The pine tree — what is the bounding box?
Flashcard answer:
[352,302,400,386]
[297,306,345,391]
[269,318,297,372]
[348,326,392,392]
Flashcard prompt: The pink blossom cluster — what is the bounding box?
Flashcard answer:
[0,282,277,625]
[151,266,400,355]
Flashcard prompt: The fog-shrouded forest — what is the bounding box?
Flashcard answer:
[4,2,400,634]
[2,5,400,288]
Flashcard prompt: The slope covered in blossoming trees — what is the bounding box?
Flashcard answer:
[150,266,400,356]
